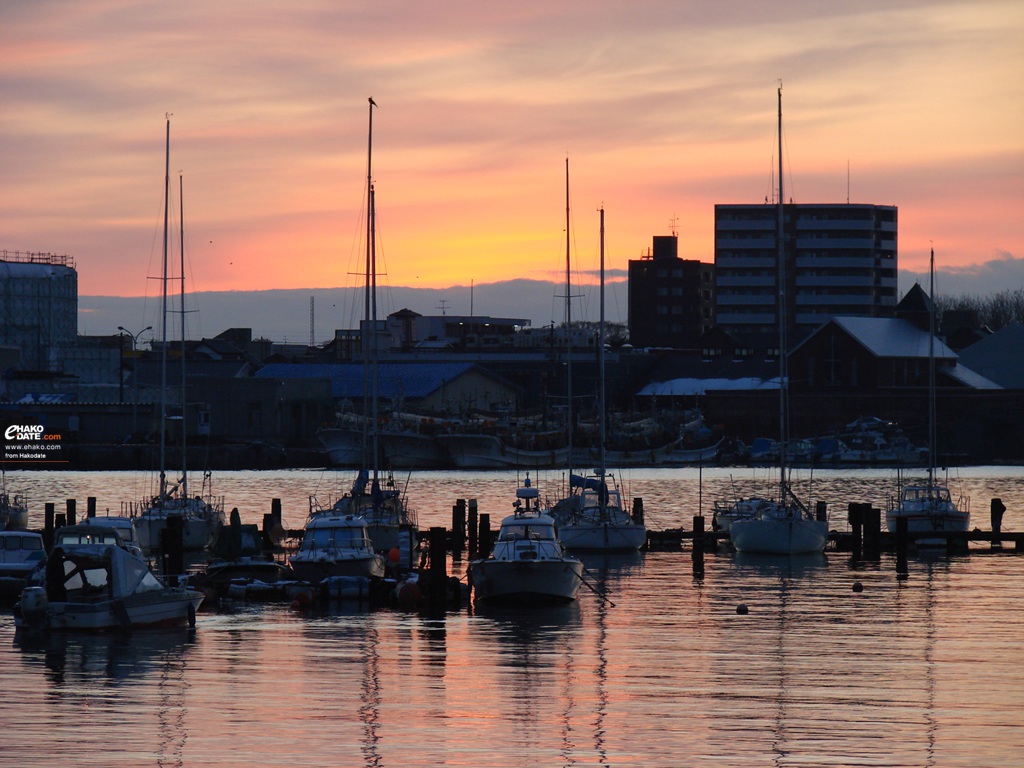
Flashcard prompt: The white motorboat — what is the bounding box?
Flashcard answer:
[470,475,582,605]
[14,542,203,633]
[290,512,386,582]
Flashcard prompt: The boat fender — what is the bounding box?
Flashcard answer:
[19,586,48,623]
[187,602,196,628]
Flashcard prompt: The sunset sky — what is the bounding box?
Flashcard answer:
[2,1,1022,313]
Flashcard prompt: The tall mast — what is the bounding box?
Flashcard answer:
[159,115,170,501]
[367,97,380,484]
[776,84,789,503]
[362,98,376,471]
[179,171,188,498]
[565,157,573,475]
[598,207,606,478]
[928,247,936,490]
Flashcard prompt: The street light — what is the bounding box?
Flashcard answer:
[118,325,152,434]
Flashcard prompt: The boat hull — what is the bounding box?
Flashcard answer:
[134,514,219,553]
[289,553,385,582]
[557,522,647,553]
[16,586,203,632]
[438,434,569,469]
[730,517,828,555]
[470,559,582,604]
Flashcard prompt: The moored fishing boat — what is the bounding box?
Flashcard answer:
[289,511,386,582]
[469,474,582,604]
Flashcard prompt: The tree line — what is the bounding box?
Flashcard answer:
[936,288,1024,332]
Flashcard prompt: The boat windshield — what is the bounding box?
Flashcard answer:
[302,527,370,550]
[903,486,951,502]
[5,535,42,551]
[499,523,555,541]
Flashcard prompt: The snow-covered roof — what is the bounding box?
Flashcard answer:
[823,317,958,360]
[637,376,780,396]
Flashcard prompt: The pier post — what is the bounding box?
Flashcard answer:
[848,503,865,559]
[991,498,1005,551]
[44,503,55,551]
[863,506,881,560]
[427,526,448,614]
[271,497,282,528]
[632,498,644,526]
[66,498,76,527]
[161,515,185,583]
[478,513,491,558]
[692,515,705,577]
[467,499,478,560]
[895,515,909,580]
[55,513,66,532]
[451,499,466,557]
[87,497,97,518]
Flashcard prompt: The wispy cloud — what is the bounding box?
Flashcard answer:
[3,0,1022,334]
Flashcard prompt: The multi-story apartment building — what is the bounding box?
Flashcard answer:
[714,203,898,345]
[628,235,714,348]
[0,251,78,372]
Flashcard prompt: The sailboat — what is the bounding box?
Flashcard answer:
[554,207,647,552]
[728,86,829,556]
[885,248,970,543]
[131,117,225,555]
[309,98,416,558]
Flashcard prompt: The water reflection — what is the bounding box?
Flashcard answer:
[17,627,196,686]
[15,629,195,767]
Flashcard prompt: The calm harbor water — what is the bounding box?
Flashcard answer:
[3,466,1024,767]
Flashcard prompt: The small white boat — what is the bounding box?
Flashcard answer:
[886,483,970,545]
[0,531,45,597]
[712,496,776,534]
[553,471,647,552]
[131,492,225,554]
[74,516,144,556]
[470,475,582,605]
[729,499,829,555]
[289,513,386,582]
[14,543,203,633]
[54,522,144,559]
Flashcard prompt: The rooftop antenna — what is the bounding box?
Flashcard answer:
[670,214,679,237]
[437,299,449,317]
[846,160,851,204]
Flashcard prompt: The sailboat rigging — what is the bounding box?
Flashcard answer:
[307,99,416,563]
[726,85,829,555]
[130,116,225,556]
[552,206,647,552]
[885,248,970,542]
